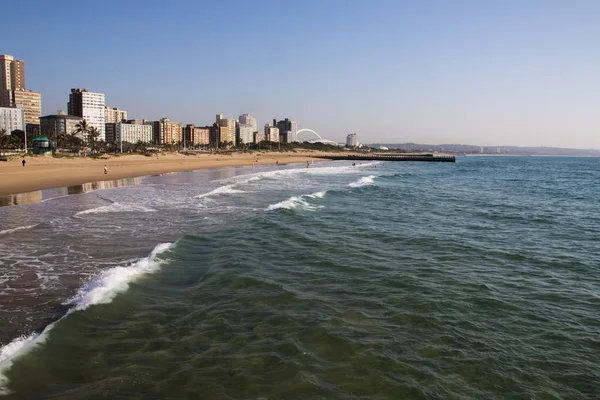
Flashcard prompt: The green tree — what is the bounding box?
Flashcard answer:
[75,119,90,153]
[87,127,100,155]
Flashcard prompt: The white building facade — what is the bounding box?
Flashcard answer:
[238,114,257,131]
[117,122,153,143]
[238,124,254,145]
[346,133,357,147]
[68,89,106,140]
[0,106,25,133]
[82,91,105,140]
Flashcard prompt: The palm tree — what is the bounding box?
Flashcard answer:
[87,127,100,155]
[74,119,89,140]
[75,119,90,155]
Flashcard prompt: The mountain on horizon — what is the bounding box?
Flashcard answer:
[370,143,600,156]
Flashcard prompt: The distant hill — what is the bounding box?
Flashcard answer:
[369,143,600,156]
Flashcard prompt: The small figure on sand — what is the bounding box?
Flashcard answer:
[104,165,107,175]
[22,159,26,167]
[306,161,310,168]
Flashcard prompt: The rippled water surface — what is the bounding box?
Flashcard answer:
[0,157,599,399]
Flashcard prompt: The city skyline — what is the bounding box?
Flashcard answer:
[3,0,600,149]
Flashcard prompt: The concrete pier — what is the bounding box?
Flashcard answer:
[315,154,456,162]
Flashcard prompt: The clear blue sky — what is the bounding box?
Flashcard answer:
[4,0,599,148]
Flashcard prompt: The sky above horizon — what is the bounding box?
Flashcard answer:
[4,0,599,149]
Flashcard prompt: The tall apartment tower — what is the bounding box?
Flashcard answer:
[238,114,257,131]
[68,88,106,140]
[1,55,41,127]
[1,55,24,107]
[346,133,357,147]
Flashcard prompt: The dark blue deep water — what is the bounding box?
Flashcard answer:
[0,157,599,399]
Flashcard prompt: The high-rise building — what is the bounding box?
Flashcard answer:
[68,88,106,140]
[237,123,254,145]
[1,55,41,129]
[216,115,236,145]
[104,106,128,124]
[1,55,25,107]
[0,105,25,133]
[12,88,41,126]
[346,133,357,147]
[264,124,279,142]
[150,118,182,144]
[276,118,297,143]
[118,122,153,144]
[183,125,210,147]
[254,131,265,143]
[238,114,257,131]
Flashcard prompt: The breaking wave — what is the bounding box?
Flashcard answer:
[195,185,245,199]
[75,203,156,216]
[266,191,327,211]
[349,175,376,188]
[0,224,38,236]
[0,242,172,395]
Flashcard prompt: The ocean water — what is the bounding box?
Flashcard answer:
[0,157,598,399]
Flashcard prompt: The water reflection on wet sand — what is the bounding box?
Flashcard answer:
[0,177,143,207]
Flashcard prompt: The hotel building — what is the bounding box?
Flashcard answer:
[68,88,106,140]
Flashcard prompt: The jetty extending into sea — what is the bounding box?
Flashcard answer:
[315,154,456,162]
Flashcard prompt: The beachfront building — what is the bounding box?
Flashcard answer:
[118,122,153,143]
[0,105,25,133]
[237,123,254,146]
[346,133,357,147]
[254,131,265,143]
[0,55,25,107]
[238,114,257,131]
[276,118,297,143]
[216,115,236,145]
[150,118,182,145]
[183,124,210,147]
[264,124,279,143]
[40,112,80,138]
[12,88,41,127]
[1,55,42,130]
[104,106,128,124]
[67,88,106,140]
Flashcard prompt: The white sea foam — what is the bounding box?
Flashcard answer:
[266,191,326,211]
[75,203,156,216]
[68,242,171,310]
[0,242,172,394]
[195,185,245,199]
[349,175,376,188]
[0,224,38,236]
[219,163,374,187]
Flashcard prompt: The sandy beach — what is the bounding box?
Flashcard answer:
[0,151,324,196]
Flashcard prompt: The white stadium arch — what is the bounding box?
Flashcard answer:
[296,128,323,141]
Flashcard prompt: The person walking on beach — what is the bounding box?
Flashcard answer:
[22,159,26,167]
[104,165,107,175]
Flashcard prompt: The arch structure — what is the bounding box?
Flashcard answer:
[296,128,323,141]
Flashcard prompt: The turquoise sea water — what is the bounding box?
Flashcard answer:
[0,157,598,399]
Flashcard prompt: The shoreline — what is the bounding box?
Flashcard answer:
[0,151,323,197]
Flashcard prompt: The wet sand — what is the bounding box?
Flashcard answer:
[0,151,323,196]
